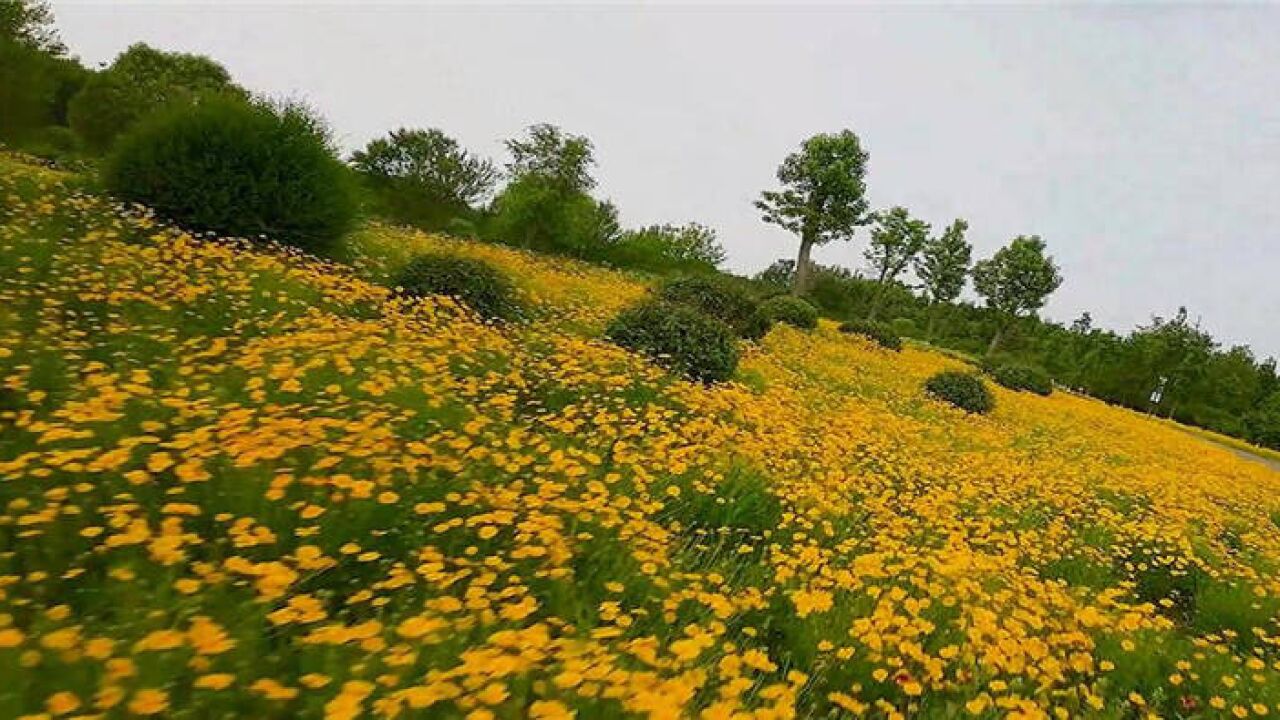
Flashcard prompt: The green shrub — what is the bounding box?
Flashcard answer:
[603,223,725,275]
[658,276,770,340]
[605,301,739,383]
[67,43,242,153]
[988,363,1053,396]
[924,371,995,414]
[396,254,518,321]
[1247,393,1280,450]
[103,95,355,255]
[838,319,902,351]
[760,295,818,330]
[890,317,917,338]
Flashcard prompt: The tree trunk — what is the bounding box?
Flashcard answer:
[792,235,814,296]
[924,303,936,342]
[986,324,1005,356]
[867,285,885,321]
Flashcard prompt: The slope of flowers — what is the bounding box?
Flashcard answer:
[3,155,1280,719]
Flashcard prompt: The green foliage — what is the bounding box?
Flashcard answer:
[924,371,995,414]
[606,222,726,274]
[67,42,242,153]
[865,206,930,286]
[505,123,595,193]
[755,130,872,292]
[1247,392,1280,450]
[973,235,1063,354]
[889,317,917,338]
[103,95,356,255]
[605,300,739,383]
[350,127,497,231]
[915,218,971,304]
[988,363,1053,396]
[760,295,818,330]
[0,37,84,145]
[1,0,63,54]
[487,175,619,259]
[395,253,518,321]
[838,319,902,351]
[973,235,1063,318]
[660,464,782,536]
[658,276,770,340]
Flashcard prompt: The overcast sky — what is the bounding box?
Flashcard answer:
[51,2,1280,357]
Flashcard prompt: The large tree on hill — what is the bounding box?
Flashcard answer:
[1,0,63,54]
[755,130,872,295]
[504,123,595,193]
[914,218,971,338]
[972,235,1062,355]
[351,127,498,230]
[864,206,929,319]
[67,42,242,152]
[490,123,619,257]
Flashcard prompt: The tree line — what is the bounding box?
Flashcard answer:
[2,0,1277,450]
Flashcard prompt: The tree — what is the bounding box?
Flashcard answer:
[488,175,618,258]
[489,124,616,257]
[972,235,1063,354]
[504,123,595,193]
[755,130,871,295]
[610,222,726,273]
[1129,307,1216,418]
[1247,392,1280,450]
[864,206,929,319]
[754,259,796,290]
[1,0,64,54]
[351,127,498,230]
[67,42,242,152]
[0,36,83,144]
[1069,312,1093,335]
[914,218,971,337]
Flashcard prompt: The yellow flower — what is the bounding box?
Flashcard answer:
[45,691,81,715]
[529,700,574,720]
[194,674,235,690]
[127,689,169,716]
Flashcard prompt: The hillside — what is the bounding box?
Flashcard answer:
[3,153,1280,718]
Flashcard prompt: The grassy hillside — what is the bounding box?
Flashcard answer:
[3,153,1280,718]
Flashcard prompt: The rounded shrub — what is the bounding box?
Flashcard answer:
[658,276,770,340]
[924,371,995,414]
[760,295,818,330]
[605,300,739,383]
[396,253,518,321]
[838,319,902,351]
[988,363,1053,396]
[103,95,356,255]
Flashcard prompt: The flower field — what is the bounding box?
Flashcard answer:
[4,154,1280,719]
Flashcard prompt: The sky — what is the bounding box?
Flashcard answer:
[49,2,1280,358]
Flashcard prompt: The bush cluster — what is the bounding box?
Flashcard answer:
[658,276,771,340]
[924,371,995,414]
[760,295,818,330]
[839,319,903,351]
[605,300,739,383]
[103,96,356,255]
[396,254,518,321]
[988,363,1053,396]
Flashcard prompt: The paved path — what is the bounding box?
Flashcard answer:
[1185,431,1280,473]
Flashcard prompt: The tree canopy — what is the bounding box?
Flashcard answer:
[504,123,596,194]
[915,218,971,305]
[972,235,1063,353]
[756,130,872,293]
[1,0,63,54]
[351,127,498,230]
[67,42,242,152]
